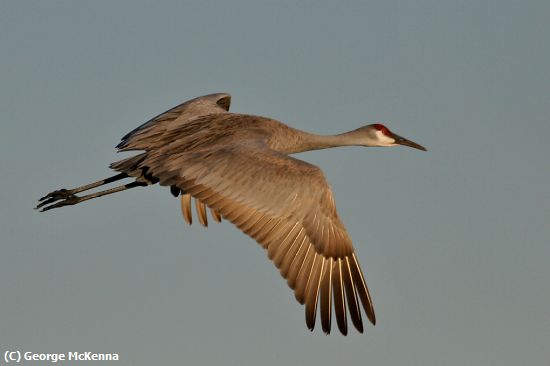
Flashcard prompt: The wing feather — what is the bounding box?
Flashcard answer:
[295,247,316,304]
[273,228,304,268]
[195,199,208,227]
[305,256,324,330]
[343,257,364,333]
[320,258,333,334]
[332,259,348,335]
[285,238,310,289]
[180,194,193,225]
[280,232,307,277]
[210,208,222,222]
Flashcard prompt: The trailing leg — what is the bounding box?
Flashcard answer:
[36,180,147,212]
[38,173,129,204]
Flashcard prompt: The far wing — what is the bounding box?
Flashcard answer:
[117,93,231,151]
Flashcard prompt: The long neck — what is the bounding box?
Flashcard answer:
[284,129,370,154]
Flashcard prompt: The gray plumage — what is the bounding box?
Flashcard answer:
[37,92,427,335]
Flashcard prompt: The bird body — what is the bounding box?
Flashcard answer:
[37,93,426,335]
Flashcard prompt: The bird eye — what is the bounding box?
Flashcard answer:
[374,124,390,136]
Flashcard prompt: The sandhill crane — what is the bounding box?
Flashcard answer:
[36,93,426,335]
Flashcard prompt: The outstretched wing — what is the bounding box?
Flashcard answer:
[114,93,231,225]
[139,138,376,334]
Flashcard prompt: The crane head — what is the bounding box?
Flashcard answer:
[366,123,427,151]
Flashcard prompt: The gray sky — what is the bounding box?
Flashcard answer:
[1,1,549,365]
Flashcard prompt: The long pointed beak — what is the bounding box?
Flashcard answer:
[391,133,427,151]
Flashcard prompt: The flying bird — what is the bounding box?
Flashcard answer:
[36,93,426,335]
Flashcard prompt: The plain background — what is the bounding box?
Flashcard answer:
[1,1,548,365]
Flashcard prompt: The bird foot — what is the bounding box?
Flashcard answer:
[35,190,80,211]
[39,188,74,202]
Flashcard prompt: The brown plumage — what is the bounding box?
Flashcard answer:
[37,93,427,335]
